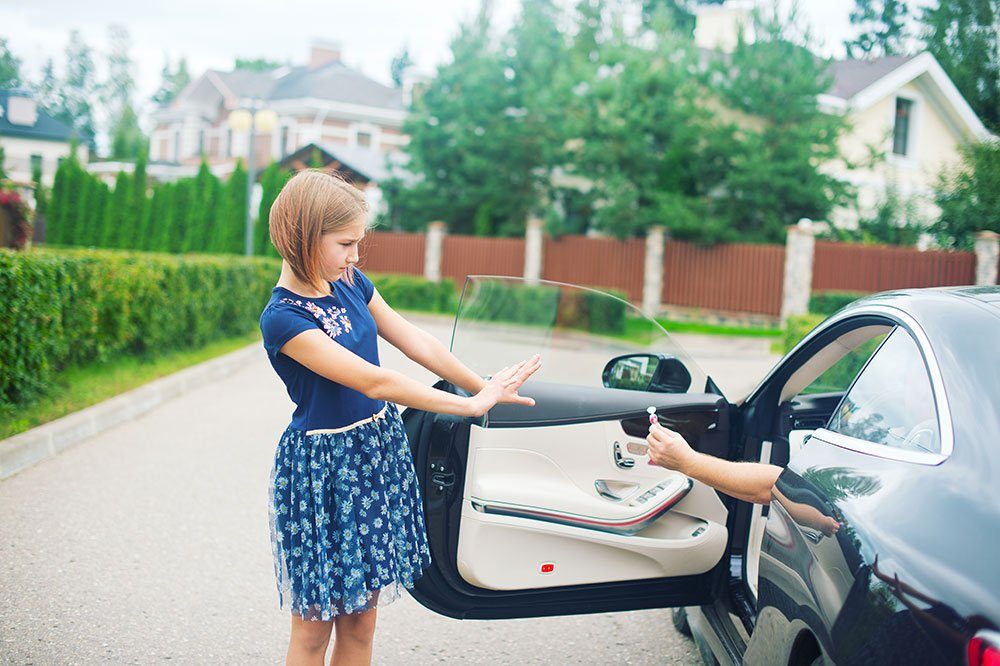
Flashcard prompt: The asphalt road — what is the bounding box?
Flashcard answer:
[0,316,778,665]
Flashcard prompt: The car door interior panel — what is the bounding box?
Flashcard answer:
[455,394,731,590]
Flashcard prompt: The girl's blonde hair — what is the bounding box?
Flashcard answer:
[269,169,369,292]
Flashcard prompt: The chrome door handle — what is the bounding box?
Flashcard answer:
[594,479,638,501]
[613,441,635,469]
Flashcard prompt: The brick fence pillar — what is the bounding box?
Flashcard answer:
[642,225,665,317]
[780,219,817,322]
[974,230,999,286]
[524,217,544,283]
[424,221,446,283]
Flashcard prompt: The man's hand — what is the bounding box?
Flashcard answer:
[646,423,697,473]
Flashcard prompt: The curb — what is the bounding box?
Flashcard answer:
[0,342,262,481]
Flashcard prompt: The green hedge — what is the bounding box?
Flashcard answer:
[367,273,457,313]
[809,291,866,316]
[0,248,470,409]
[0,248,281,408]
[782,313,827,355]
[459,280,627,334]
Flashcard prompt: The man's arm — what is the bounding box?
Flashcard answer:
[646,423,781,505]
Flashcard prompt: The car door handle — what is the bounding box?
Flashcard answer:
[594,479,638,501]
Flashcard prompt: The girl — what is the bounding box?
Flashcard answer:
[259,169,540,666]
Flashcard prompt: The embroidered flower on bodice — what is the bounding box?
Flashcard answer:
[280,298,353,339]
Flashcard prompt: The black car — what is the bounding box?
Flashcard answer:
[399,276,1000,666]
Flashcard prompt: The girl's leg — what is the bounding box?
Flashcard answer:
[287,613,334,666]
[330,592,380,666]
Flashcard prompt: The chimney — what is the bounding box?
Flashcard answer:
[694,1,753,53]
[309,40,342,70]
[6,92,38,127]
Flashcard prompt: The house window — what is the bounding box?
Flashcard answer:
[226,129,233,158]
[197,129,205,156]
[892,97,913,156]
[356,131,372,148]
[281,126,290,157]
[30,154,43,179]
[173,130,181,162]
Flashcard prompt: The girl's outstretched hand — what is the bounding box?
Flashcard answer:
[473,354,542,415]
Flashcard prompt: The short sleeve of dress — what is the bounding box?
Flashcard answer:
[352,268,376,304]
[260,301,319,359]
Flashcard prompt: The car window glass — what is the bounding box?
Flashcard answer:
[827,327,940,454]
[800,333,887,395]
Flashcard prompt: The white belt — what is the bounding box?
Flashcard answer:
[305,403,390,435]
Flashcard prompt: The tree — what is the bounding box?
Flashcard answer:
[390,47,414,87]
[56,31,97,144]
[185,160,219,252]
[704,8,852,243]
[150,183,175,252]
[844,0,912,58]
[170,178,195,252]
[151,56,191,107]
[33,58,61,113]
[640,0,725,35]
[215,160,247,254]
[47,155,68,244]
[60,151,87,245]
[75,172,99,246]
[932,139,1000,249]
[388,0,569,236]
[920,0,1000,133]
[256,161,288,255]
[0,38,22,90]
[110,106,146,161]
[234,57,283,71]
[103,171,131,248]
[565,5,723,240]
[0,145,6,181]
[31,159,47,232]
[104,25,146,160]
[120,150,148,248]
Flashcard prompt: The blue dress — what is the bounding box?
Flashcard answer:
[259,267,431,620]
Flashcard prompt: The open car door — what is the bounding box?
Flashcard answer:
[402,277,737,619]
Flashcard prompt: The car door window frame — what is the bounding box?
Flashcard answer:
[810,306,953,466]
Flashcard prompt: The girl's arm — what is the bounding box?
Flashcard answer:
[368,289,487,394]
[279,329,537,416]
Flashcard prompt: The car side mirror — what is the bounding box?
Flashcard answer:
[602,353,692,393]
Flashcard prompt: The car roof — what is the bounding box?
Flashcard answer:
[848,285,1000,318]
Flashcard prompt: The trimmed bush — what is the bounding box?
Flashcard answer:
[367,273,457,313]
[809,291,866,317]
[0,247,280,408]
[456,280,627,334]
[782,313,826,355]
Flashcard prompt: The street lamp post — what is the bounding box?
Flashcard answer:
[228,99,277,256]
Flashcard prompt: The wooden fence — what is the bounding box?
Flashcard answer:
[813,240,976,292]
[358,230,983,317]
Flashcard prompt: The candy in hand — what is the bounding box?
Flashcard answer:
[647,406,658,425]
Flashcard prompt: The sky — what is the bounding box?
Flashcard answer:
[1,0,856,129]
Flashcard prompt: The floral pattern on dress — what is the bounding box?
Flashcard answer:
[268,402,432,620]
[279,297,353,339]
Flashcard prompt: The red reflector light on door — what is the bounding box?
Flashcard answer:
[540,563,555,574]
[968,632,1000,666]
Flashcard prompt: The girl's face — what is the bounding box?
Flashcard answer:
[319,218,367,281]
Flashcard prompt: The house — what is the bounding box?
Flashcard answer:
[820,52,993,227]
[0,89,91,189]
[278,142,414,220]
[693,3,994,229]
[148,41,412,175]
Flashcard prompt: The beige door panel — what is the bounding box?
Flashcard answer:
[457,421,729,590]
